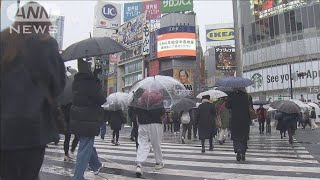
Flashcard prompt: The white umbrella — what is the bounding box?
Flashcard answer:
[290,99,310,112]
[308,103,320,123]
[196,90,227,102]
[102,92,130,111]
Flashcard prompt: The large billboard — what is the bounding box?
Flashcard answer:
[173,69,194,96]
[142,0,161,20]
[250,0,308,19]
[157,26,196,58]
[118,13,146,48]
[206,28,234,42]
[124,2,143,22]
[161,0,193,13]
[94,2,121,29]
[215,46,236,72]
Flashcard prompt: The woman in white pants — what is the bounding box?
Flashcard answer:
[134,91,166,178]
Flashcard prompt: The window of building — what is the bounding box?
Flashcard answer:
[307,5,315,28]
[301,7,309,29]
[278,14,285,35]
[269,16,275,39]
[284,12,291,35]
[263,18,270,41]
[274,15,280,37]
[295,8,303,33]
[251,23,257,44]
[314,4,320,29]
[289,10,297,34]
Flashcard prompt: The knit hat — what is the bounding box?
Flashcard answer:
[77,58,91,73]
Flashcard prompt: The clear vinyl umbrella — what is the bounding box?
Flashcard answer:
[102,92,130,111]
[129,76,188,110]
[290,99,310,112]
[196,90,227,102]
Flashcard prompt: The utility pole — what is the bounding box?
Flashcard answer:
[289,64,293,99]
[232,0,243,77]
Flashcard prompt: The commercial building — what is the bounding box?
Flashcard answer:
[204,23,236,88]
[50,16,65,50]
[236,0,320,103]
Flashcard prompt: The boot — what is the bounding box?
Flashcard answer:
[201,145,205,153]
[236,149,242,161]
[242,152,246,161]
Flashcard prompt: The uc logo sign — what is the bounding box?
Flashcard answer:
[206,28,235,41]
[102,4,117,20]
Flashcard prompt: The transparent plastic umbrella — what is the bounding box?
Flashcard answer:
[290,99,310,112]
[129,76,188,110]
[196,90,227,102]
[102,92,129,111]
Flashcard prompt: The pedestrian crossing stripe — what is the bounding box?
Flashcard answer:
[43,127,320,180]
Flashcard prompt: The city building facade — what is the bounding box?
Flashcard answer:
[237,0,320,103]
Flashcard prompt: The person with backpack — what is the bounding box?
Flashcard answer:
[1,2,66,179]
[196,95,216,153]
[256,105,267,134]
[180,110,192,144]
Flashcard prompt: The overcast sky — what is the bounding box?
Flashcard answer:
[2,0,233,48]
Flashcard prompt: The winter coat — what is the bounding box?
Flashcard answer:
[136,106,165,125]
[227,90,251,141]
[310,110,316,119]
[108,110,126,130]
[215,100,230,129]
[70,73,106,137]
[1,34,66,150]
[256,107,267,122]
[196,101,216,139]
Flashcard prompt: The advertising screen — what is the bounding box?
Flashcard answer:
[215,46,236,73]
[157,32,196,58]
[250,0,308,19]
[173,69,194,96]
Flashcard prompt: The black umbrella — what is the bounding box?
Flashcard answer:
[270,100,283,109]
[253,100,270,106]
[276,100,301,114]
[171,98,196,114]
[62,37,127,61]
[215,77,253,88]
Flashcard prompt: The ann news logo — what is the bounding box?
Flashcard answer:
[8,2,59,34]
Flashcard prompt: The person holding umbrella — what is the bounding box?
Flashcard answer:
[256,105,267,134]
[196,95,217,153]
[226,88,252,161]
[107,107,126,146]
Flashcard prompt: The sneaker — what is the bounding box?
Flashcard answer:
[155,162,164,170]
[94,163,104,175]
[130,136,135,141]
[114,142,120,146]
[136,166,143,178]
[64,155,71,162]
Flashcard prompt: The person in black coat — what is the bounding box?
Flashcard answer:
[70,59,106,179]
[108,109,126,146]
[196,95,216,153]
[226,89,251,161]
[1,2,66,179]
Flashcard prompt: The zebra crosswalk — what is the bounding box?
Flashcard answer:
[41,126,320,180]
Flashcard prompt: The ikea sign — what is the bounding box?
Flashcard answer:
[206,28,234,42]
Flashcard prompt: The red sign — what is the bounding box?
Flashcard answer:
[109,53,120,63]
[142,0,161,20]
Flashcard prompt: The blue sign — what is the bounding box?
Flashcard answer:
[157,26,195,35]
[124,2,142,22]
[102,4,118,20]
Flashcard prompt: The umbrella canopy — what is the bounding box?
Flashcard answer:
[214,86,234,93]
[102,92,129,111]
[276,100,301,114]
[171,98,196,114]
[196,90,227,102]
[270,100,283,109]
[129,76,187,110]
[62,37,127,61]
[253,100,270,106]
[215,77,253,88]
[58,72,76,105]
[290,99,310,112]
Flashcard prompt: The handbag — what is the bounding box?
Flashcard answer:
[249,107,258,120]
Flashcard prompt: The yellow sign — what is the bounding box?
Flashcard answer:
[206,28,235,41]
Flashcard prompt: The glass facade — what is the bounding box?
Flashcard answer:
[240,1,320,103]
[123,60,143,88]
